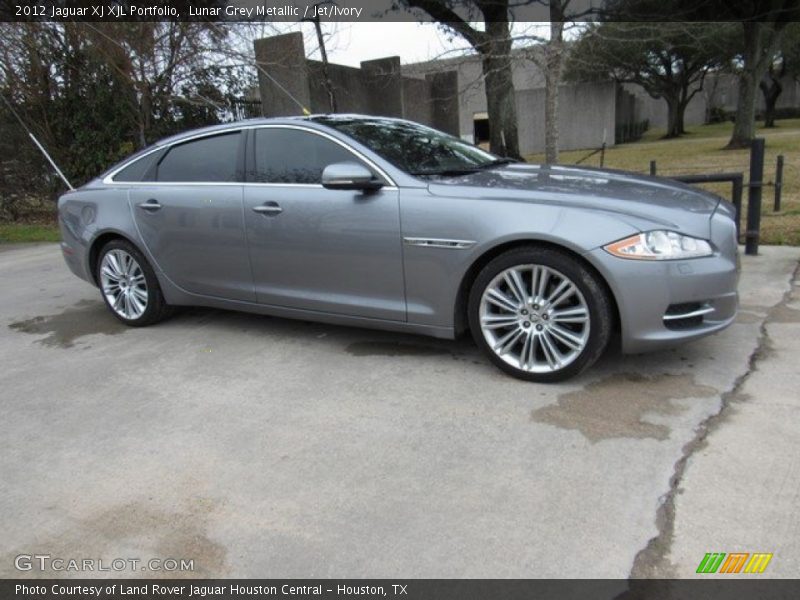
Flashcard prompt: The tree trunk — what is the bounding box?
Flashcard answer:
[676,103,686,135]
[676,89,692,135]
[664,95,681,138]
[728,21,787,145]
[481,21,521,159]
[312,16,337,113]
[138,85,152,149]
[544,18,565,164]
[759,73,782,128]
[728,22,763,148]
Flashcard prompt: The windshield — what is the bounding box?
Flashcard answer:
[311,116,503,176]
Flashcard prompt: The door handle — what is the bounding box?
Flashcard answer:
[252,203,283,216]
[137,199,162,212]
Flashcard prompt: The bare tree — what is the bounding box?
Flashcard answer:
[302,1,338,112]
[760,53,786,128]
[85,22,229,147]
[521,1,594,163]
[759,22,800,127]
[566,22,731,138]
[600,0,800,147]
[400,0,522,158]
[0,21,257,199]
[543,15,565,164]
[727,21,788,147]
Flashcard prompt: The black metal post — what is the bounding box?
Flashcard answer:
[732,175,743,242]
[649,160,656,176]
[745,138,765,256]
[774,154,784,212]
[600,143,606,167]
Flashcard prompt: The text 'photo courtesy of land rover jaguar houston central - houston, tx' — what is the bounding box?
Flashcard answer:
[58,115,739,381]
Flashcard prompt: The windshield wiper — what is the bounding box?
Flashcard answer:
[410,168,480,177]
[410,158,519,177]
[476,158,519,170]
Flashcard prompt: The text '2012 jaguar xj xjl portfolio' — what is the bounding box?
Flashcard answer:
[58,115,739,382]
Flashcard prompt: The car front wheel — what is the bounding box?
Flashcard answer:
[97,239,172,326]
[468,247,613,382]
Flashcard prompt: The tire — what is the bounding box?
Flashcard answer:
[96,238,173,327]
[467,246,613,382]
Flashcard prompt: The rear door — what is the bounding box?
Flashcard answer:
[130,131,255,301]
[242,126,406,321]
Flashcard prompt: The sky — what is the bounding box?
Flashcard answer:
[293,22,552,67]
[319,22,471,66]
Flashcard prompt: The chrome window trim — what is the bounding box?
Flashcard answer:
[102,124,398,188]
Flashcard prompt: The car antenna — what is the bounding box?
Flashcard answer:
[0,93,74,190]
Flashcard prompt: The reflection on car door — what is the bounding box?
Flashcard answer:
[243,126,406,321]
[130,131,255,301]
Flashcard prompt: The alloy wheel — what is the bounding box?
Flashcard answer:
[478,264,591,373]
[100,249,149,320]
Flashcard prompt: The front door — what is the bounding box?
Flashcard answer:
[130,130,254,301]
[243,126,405,321]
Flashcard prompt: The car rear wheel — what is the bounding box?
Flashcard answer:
[97,239,172,326]
[468,247,612,382]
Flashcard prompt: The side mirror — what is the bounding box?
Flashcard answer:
[321,162,383,191]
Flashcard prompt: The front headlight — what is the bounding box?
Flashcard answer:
[604,231,713,260]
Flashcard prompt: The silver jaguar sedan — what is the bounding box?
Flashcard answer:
[58,115,738,381]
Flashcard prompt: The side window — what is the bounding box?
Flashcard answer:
[112,149,163,182]
[157,132,241,182]
[252,128,365,184]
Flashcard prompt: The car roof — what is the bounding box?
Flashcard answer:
[152,114,412,147]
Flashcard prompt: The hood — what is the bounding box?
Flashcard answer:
[426,164,721,237]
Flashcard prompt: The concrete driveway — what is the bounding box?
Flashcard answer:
[1,243,798,578]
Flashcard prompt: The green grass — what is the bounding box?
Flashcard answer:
[0,223,60,243]
[526,118,800,246]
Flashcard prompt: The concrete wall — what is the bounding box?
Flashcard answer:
[255,35,800,155]
[403,53,547,99]
[621,83,707,131]
[308,60,370,114]
[705,72,800,113]
[404,55,481,142]
[775,78,800,111]
[361,57,404,117]
[615,87,640,127]
[254,32,459,135]
[402,77,434,126]
[254,33,312,118]
[426,71,460,135]
[624,73,800,130]
[517,82,617,155]
[404,54,618,153]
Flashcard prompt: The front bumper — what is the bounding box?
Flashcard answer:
[587,210,739,354]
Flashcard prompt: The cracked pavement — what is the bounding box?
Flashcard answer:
[1,243,798,578]
[663,257,800,579]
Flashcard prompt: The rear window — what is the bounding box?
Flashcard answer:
[112,150,163,182]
